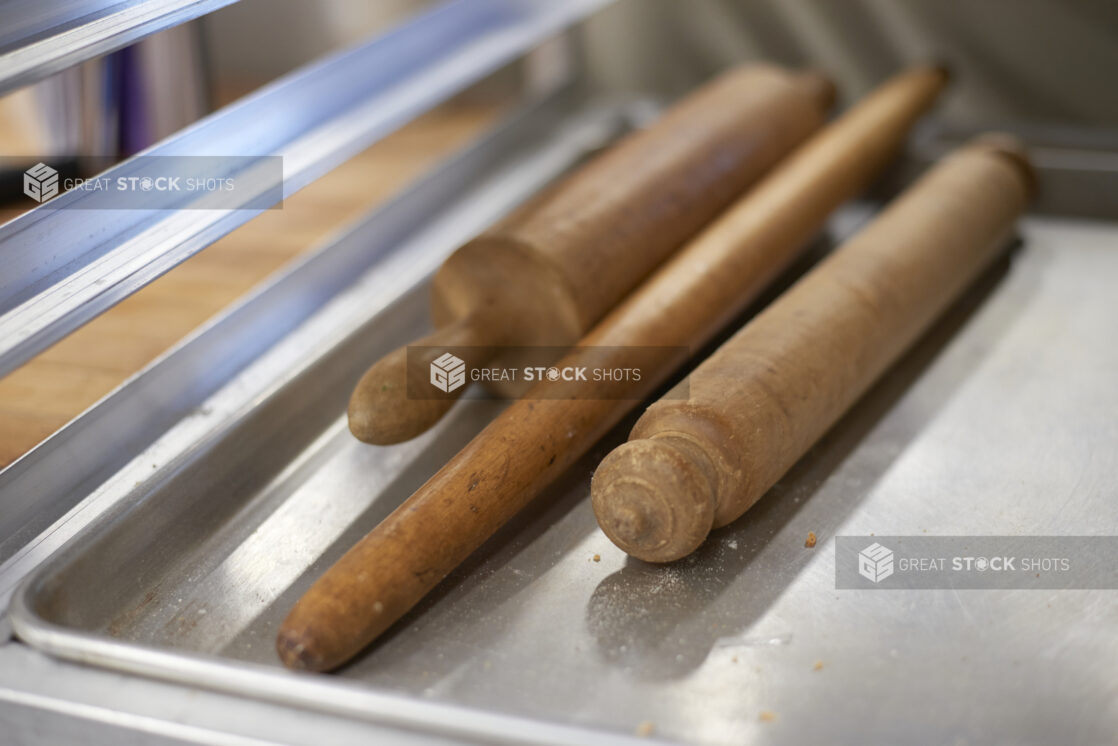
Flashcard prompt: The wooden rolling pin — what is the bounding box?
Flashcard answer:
[348,64,834,444]
[278,65,948,671]
[591,137,1034,562]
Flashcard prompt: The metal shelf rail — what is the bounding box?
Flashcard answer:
[0,0,241,96]
[0,0,610,378]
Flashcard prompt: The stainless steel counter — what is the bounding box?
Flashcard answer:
[1,6,1117,739]
[4,195,1118,743]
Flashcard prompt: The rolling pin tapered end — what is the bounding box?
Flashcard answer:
[347,344,459,445]
[924,58,954,83]
[275,624,326,671]
[348,316,490,444]
[591,437,719,563]
[968,133,1037,199]
[795,69,837,111]
[278,591,378,672]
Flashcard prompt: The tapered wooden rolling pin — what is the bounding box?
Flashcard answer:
[592,137,1034,562]
[278,65,948,671]
[348,64,835,444]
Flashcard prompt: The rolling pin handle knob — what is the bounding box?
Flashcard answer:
[796,70,837,111]
[611,504,651,544]
[971,133,1037,198]
[347,314,490,445]
[592,436,719,563]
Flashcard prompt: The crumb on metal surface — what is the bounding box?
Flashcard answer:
[805,531,817,548]
[593,554,601,562]
[813,660,824,671]
[635,721,655,737]
[759,710,776,723]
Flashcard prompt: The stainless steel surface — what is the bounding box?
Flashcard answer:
[0,91,634,594]
[0,642,625,745]
[0,0,611,378]
[7,206,1118,744]
[0,0,239,96]
[4,9,1118,738]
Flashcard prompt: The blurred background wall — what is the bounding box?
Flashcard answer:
[5,0,1117,160]
[578,0,1118,132]
[199,0,1118,133]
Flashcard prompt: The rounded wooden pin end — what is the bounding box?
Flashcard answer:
[968,133,1037,199]
[795,69,837,111]
[591,438,717,563]
[347,345,457,445]
[276,624,330,672]
[924,58,954,84]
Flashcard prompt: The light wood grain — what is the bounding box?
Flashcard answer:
[347,65,834,446]
[592,139,1032,562]
[276,65,949,672]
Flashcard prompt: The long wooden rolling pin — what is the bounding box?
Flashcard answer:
[348,64,834,444]
[278,65,948,671]
[591,137,1034,562]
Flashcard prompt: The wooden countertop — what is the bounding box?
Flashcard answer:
[0,104,500,467]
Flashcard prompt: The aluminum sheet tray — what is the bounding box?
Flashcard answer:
[5,93,1118,744]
